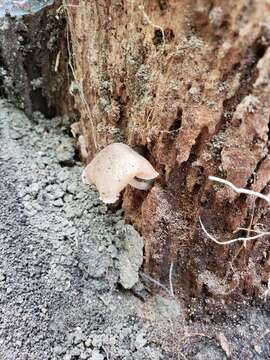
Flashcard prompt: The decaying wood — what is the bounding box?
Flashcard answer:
[0,0,72,118]
[66,0,270,301]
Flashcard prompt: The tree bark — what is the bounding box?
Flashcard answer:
[66,0,270,301]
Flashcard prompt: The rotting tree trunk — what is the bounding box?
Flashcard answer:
[66,0,270,302]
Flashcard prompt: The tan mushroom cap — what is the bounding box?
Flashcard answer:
[82,142,159,203]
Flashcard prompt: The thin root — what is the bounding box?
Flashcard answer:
[199,217,270,245]
[199,176,270,245]
[209,176,270,205]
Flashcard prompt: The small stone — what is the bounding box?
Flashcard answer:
[60,182,68,192]
[46,184,65,200]
[54,199,64,207]
[64,194,73,203]
[24,210,38,218]
[70,348,81,357]
[91,335,103,348]
[58,170,69,182]
[107,245,118,258]
[10,131,24,140]
[54,345,64,355]
[91,349,104,360]
[24,202,33,211]
[254,344,262,354]
[121,327,132,338]
[65,205,83,219]
[75,191,87,200]
[98,245,105,252]
[16,295,23,304]
[67,182,77,194]
[65,226,76,236]
[23,194,31,201]
[29,183,40,196]
[135,331,147,350]
[1,153,12,161]
[56,140,75,165]
[73,327,86,345]
[81,352,90,360]
[31,201,42,211]
[15,340,22,348]
[41,307,47,314]
[85,339,92,348]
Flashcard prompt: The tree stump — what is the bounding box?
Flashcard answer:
[66,0,270,302]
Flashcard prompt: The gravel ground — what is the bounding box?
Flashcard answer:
[1,100,270,360]
[0,100,169,360]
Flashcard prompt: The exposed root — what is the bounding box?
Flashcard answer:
[200,176,270,245]
[141,263,175,298]
[141,271,171,296]
[139,5,165,44]
[54,50,61,72]
[169,261,175,297]
[199,217,270,245]
[209,176,270,205]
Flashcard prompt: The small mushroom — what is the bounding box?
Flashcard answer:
[82,142,159,203]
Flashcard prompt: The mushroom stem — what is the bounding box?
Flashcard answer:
[129,178,152,190]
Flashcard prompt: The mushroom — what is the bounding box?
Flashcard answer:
[82,142,159,203]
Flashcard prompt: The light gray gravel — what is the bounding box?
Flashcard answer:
[0,100,167,360]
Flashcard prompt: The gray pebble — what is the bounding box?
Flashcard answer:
[56,140,75,165]
[28,183,40,196]
[53,199,64,207]
[90,349,104,360]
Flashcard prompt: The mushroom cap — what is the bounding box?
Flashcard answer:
[82,142,159,203]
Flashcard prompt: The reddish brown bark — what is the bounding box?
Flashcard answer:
[67,0,270,301]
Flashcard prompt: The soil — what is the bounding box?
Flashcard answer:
[1,99,270,360]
